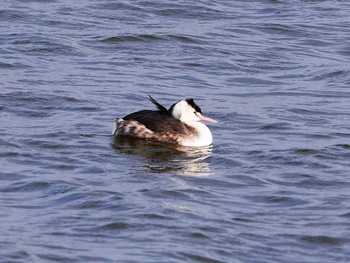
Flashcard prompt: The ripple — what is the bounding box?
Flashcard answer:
[229,77,285,86]
[259,122,291,130]
[232,217,255,223]
[301,235,346,246]
[101,34,203,44]
[98,222,130,230]
[190,232,210,239]
[8,35,81,57]
[339,212,350,218]
[102,34,163,43]
[0,62,16,69]
[36,253,72,263]
[180,252,224,263]
[1,181,50,193]
[294,148,320,155]
[257,23,308,38]
[0,9,26,21]
[139,213,173,220]
[50,192,86,205]
[92,2,145,12]
[245,194,308,207]
[1,250,30,261]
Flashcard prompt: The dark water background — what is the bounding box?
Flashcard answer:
[1,0,350,262]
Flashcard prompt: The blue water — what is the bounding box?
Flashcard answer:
[1,1,350,262]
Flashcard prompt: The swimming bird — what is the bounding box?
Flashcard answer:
[113,96,217,147]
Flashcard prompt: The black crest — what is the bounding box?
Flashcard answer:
[148,95,168,115]
[185,99,202,114]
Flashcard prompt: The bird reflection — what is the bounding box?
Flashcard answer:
[111,136,213,177]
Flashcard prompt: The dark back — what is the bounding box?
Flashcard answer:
[123,110,193,134]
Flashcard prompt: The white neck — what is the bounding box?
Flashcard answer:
[182,122,213,147]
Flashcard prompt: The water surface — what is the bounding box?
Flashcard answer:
[1,1,350,262]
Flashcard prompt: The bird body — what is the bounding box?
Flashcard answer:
[113,96,217,147]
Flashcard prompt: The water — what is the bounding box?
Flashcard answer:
[1,0,350,262]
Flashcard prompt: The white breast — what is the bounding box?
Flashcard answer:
[181,122,213,147]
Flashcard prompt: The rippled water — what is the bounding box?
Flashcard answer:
[1,1,350,262]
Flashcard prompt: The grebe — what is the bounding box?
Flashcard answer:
[113,96,217,147]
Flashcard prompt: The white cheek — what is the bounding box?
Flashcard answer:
[172,102,183,119]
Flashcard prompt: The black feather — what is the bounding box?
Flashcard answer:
[185,98,202,114]
[148,95,168,114]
